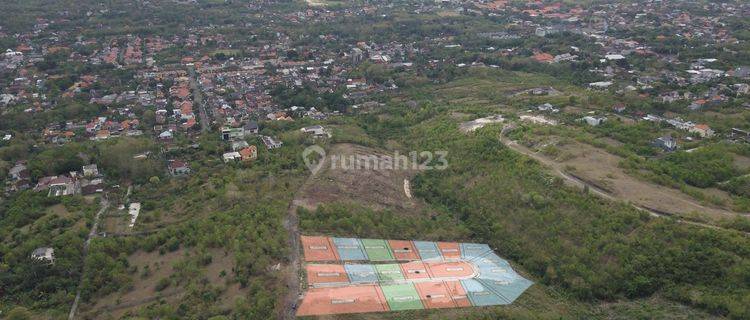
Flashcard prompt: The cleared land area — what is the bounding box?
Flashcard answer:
[293,143,421,212]
[499,135,749,227]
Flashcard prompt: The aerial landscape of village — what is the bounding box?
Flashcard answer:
[1,0,749,319]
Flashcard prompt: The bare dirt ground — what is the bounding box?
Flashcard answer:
[734,154,750,171]
[499,135,749,228]
[294,143,421,212]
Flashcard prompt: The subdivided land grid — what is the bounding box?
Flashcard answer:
[297,235,533,316]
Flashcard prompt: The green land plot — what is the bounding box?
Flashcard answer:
[380,283,424,311]
[375,264,405,282]
[361,238,394,261]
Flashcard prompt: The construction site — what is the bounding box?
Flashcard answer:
[296,236,534,316]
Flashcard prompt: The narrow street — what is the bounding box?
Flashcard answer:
[187,66,209,133]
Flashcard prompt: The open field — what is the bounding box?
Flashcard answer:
[294,143,421,212]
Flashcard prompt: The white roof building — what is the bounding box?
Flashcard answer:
[31,247,55,263]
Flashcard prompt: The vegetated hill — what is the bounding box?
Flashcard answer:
[403,115,750,319]
[294,105,749,319]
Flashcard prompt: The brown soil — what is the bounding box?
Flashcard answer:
[294,143,422,212]
[503,136,748,223]
[734,154,750,171]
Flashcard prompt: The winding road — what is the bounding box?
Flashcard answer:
[499,136,749,236]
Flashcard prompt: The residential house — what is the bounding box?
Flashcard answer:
[81,178,105,195]
[239,146,258,161]
[605,54,626,61]
[222,151,241,163]
[31,247,55,264]
[532,52,554,63]
[231,140,249,151]
[300,125,330,138]
[688,99,707,111]
[267,112,293,121]
[221,127,245,141]
[588,81,613,89]
[732,66,750,79]
[582,116,607,126]
[47,176,79,197]
[653,136,678,151]
[733,83,750,95]
[613,103,627,113]
[261,136,283,149]
[6,162,31,192]
[689,124,714,138]
[35,175,79,197]
[8,162,30,181]
[158,130,173,141]
[244,120,259,134]
[168,160,191,176]
[0,93,16,106]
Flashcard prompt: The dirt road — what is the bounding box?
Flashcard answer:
[499,136,749,236]
[281,200,301,320]
[68,197,110,320]
[280,155,327,319]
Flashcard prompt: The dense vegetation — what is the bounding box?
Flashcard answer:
[0,194,97,317]
[406,121,750,318]
[72,132,310,319]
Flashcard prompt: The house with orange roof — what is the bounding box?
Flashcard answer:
[94,130,110,141]
[689,124,714,138]
[532,52,554,63]
[239,146,258,161]
[182,118,197,131]
[688,99,707,110]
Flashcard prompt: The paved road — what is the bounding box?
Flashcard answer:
[68,197,110,320]
[499,136,749,236]
[187,66,209,133]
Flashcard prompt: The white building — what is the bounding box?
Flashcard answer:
[31,247,55,264]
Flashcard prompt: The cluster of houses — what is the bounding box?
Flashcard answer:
[6,163,105,197]
[643,114,715,138]
[219,121,262,163]
[0,0,747,199]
